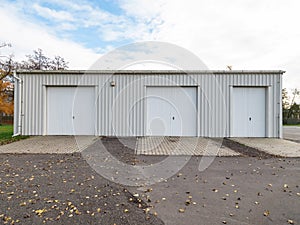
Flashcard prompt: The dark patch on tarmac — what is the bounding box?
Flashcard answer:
[223,138,277,159]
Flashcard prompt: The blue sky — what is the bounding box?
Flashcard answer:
[0,0,300,97]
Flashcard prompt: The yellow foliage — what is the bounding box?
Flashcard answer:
[0,80,13,115]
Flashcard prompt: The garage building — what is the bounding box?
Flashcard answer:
[13,70,284,138]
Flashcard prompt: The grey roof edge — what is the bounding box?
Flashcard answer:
[16,69,286,75]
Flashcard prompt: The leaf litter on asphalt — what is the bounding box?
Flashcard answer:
[0,154,164,225]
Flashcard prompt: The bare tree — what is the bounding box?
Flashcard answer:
[19,49,69,70]
[283,88,300,124]
[0,43,14,80]
[50,56,69,70]
[287,88,300,120]
[21,48,51,70]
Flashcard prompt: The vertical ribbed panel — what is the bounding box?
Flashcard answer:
[18,72,281,137]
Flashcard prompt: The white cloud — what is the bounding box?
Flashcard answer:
[118,0,164,19]
[0,0,299,95]
[0,4,99,69]
[59,23,77,31]
[29,0,157,42]
[33,4,75,22]
[118,0,300,91]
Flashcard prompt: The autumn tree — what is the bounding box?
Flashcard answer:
[0,43,14,124]
[0,79,13,115]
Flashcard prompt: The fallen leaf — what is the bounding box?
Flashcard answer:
[287,219,294,224]
[178,208,185,213]
[185,200,191,206]
[3,216,12,222]
[145,188,153,193]
[35,209,47,216]
[144,208,151,214]
[263,210,270,217]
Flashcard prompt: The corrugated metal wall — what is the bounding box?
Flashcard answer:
[16,71,282,137]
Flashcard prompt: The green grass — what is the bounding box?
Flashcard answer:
[0,125,29,145]
[283,124,300,127]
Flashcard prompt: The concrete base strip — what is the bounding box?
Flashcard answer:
[0,136,99,154]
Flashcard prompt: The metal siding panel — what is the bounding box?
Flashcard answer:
[19,72,281,137]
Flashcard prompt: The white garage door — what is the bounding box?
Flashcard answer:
[47,87,95,135]
[232,87,266,137]
[146,87,197,136]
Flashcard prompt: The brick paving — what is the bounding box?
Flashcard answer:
[135,137,240,156]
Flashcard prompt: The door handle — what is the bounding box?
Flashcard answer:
[172,116,175,120]
[249,117,251,121]
[72,116,75,119]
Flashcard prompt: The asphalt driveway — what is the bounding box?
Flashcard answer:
[128,156,300,225]
[0,137,299,225]
[283,126,300,143]
[85,137,300,225]
[0,153,163,225]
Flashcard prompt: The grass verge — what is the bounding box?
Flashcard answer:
[0,125,29,146]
